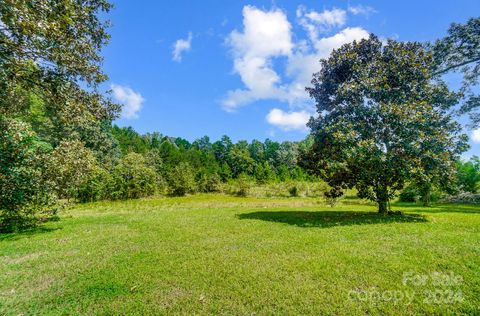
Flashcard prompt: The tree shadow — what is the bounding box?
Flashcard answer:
[237,210,427,228]
[0,226,60,242]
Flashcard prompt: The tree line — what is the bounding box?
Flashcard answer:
[1,1,479,231]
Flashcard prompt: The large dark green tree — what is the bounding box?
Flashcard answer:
[0,0,119,230]
[306,35,468,213]
[431,17,480,127]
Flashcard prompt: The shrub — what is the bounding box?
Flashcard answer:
[289,186,299,197]
[198,173,222,193]
[399,184,419,202]
[234,173,253,197]
[456,157,480,193]
[111,153,158,200]
[399,184,443,205]
[167,162,196,196]
[49,140,98,200]
[0,119,56,232]
[76,167,113,202]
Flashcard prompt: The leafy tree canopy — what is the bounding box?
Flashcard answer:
[306,35,468,213]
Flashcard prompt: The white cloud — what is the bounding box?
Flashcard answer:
[110,84,145,119]
[223,5,370,130]
[348,4,377,17]
[172,32,193,62]
[222,5,293,111]
[313,27,370,56]
[472,129,480,143]
[297,6,346,39]
[266,108,311,131]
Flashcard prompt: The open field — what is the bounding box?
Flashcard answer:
[1,195,479,315]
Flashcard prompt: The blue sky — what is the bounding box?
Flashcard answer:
[102,0,480,157]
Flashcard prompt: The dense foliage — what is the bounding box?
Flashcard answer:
[0,118,54,231]
[456,156,480,193]
[107,126,317,198]
[0,1,119,231]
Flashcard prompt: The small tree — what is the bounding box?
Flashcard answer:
[306,35,468,213]
[235,173,253,197]
[0,119,55,231]
[457,156,480,193]
[167,162,196,196]
[49,140,98,200]
[111,153,158,199]
[254,162,276,184]
[76,166,113,203]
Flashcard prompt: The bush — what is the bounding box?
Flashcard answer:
[234,173,253,197]
[0,119,56,232]
[398,184,443,205]
[167,162,196,196]
[399,185,419,202]
[49,140,98,200]
[76,167,113,202]
[110,153,158,200]
[197,173,222,193]
[288,186,299,197]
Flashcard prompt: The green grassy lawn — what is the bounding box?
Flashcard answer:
[1,195,479,315]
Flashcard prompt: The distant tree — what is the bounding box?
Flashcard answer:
[229,144,256,177]
[76,166,113,203]
[431,17,480,127]
[144,132,164,149]
[197,173,222,193]
[219,163,233,181]
[255,162,276,184]
[144,149,165,175]
[213,135,233,163]
[276,141,299,170]
[248,140,266,163]
[235,173,253,197]
[112,126,149,154]
[192,136,212,153]
[457,156,480,193]
[264,139,280,166]
[158,138,181,168]
[174,137,191,150]
[306,35,468,213]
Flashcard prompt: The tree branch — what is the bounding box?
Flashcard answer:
[433,56,480,76]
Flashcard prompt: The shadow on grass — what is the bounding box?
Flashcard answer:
[237,210,427,228]
[0,226,60,242]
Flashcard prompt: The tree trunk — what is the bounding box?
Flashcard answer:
[377,185,389,214]
[378,200,388,214]
[422,190,431,207]
[420,184,431,207]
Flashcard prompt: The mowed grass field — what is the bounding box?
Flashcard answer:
[1,195,479,315]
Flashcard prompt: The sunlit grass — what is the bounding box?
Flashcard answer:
[1,195,479,315]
